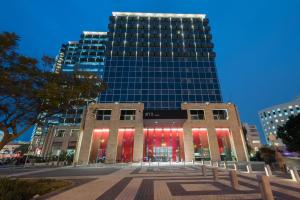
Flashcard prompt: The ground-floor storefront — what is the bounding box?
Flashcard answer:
[74,103,249,164]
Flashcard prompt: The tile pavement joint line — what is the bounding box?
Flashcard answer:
[131,168,142,174]
[167,181,257,196]
[96,177,133,200]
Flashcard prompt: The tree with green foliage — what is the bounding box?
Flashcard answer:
[14,143,30,155]
[0,32,106,150]
[259,146,276,164]
[277,113,300,152]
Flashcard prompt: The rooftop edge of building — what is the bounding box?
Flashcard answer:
[82,31,107,35]
[258,96,300,113]
[112,12,206,19]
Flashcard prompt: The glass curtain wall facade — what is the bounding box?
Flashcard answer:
[100,12,222,109]
[258,97,300,146]
[56,31,108,78]
[30,32,108,155]
[192,128,210,161]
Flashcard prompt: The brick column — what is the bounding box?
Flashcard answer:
[133,126,144,162]
[183,127,194,162]
[231,126,248,161]
[74,127,93,165]
[207,127,221,161]
[105,128,118,164]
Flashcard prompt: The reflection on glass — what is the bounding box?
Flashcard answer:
[143,128,185,162]
[117,128,135,163]
[92,129,109,163]
[192,128,210,161]
[216,128,234,161]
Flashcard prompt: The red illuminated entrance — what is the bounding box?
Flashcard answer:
[192,128,210,161]
[143,128,184,162]
[117,128,135,163]
[216,128,234,161]
[92,129,109,163]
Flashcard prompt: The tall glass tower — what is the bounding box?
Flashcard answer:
[100,12,222,110]
[54,31,108,78]
[29,31,108,155]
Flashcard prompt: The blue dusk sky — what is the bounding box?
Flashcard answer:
[0,0,299,143]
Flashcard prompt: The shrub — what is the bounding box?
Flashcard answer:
[0,178,70,200]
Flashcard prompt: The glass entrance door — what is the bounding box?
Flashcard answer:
[143,128,184,162]
[153,147,172,162]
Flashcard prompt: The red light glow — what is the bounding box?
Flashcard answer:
[117,128,135,163]
[143,128,184,162]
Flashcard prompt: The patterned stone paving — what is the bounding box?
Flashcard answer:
[49,165,300,200]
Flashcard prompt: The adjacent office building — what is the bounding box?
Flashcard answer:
[242,123,261,152]
[258,97,300,146]
[54,31,107,77]
[42,125,80,157]
[74,12,248,164]
[29,32,108,156]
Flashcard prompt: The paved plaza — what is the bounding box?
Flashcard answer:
[2,164,300,200]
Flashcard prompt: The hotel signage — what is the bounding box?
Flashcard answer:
[143,110,187,119]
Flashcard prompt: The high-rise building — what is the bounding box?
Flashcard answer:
[258,97,300,146]
[54,31,108,78]
[74,12,248,164]
[29,31,108,155]
[100,12,222,109]
[242,123,262,152]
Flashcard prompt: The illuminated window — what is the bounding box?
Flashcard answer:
[143,128,184,162]
[91,129,110,163]
[216,128,234,161]
[192,128,210,161]
[117,128,135,162]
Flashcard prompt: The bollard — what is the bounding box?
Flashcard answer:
[290,167,300,183]
[257,175,274,200]
[213,168,218,181]
[264,165,272,177]
[247,163,253,173]
[229,170,239,190]
[192,159,194,165]
[209,160,212,166]
[224,161,227,169]
[233,162,238,171]
[202,165,207,176]
[216,161,219,167]
[201,160,204,165]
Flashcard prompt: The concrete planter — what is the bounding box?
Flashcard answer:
[283,157,300,168]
